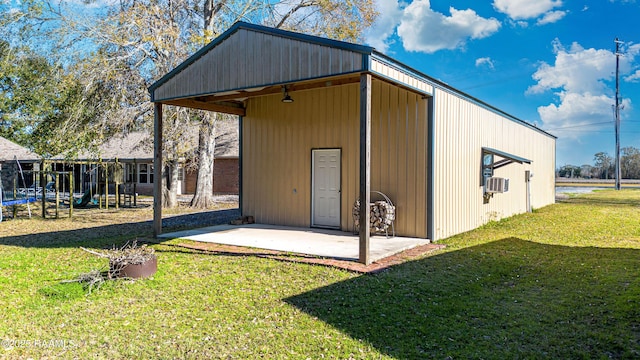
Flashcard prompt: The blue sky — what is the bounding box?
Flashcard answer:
[364,0,640,167]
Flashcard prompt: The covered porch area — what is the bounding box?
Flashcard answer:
[149,22,436,264]
[158,224,432,263]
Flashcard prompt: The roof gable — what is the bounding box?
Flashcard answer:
[0,137,40,162]
[150,22,372,102]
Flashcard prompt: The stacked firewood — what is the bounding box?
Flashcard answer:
[352,199,396,234]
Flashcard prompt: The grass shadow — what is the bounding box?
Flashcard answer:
[285,238,640,359]
[0,208,240,249]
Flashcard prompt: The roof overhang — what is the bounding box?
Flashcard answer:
[482,147,531,170]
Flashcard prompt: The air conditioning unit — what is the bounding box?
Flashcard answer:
[485,177,509,193]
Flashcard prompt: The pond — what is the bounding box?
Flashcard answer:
[555,186,608,195]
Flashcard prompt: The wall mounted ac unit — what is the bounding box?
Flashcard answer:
[485,177,509,193]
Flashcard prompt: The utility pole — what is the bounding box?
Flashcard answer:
[614,38,622,190]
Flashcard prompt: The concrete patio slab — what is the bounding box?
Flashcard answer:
[158,224,431,263]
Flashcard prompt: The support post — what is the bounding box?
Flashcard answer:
[359,73,372,265]
[69,173,73,218]
[12,177,17,217]
[153,103,163,237]
[115,159,119,210]
[525,170,532,213]
[55,173,59,219]
[40,162,46,219]
[134,159,138,207]
[98,165,103,209]
[426,96,435,241]
[238,116,243,216]
[105,163,109,210]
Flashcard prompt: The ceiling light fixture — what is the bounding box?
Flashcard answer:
[281,85,294,103]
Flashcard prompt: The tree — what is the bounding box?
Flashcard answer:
[4,0,211,207]
[621,146,640,179]
[557,164,581,178]
[0,41,103,157]
[593,152,613,179]
[580,164,594,179]
[5,0,378,208]
[190,0,378,208]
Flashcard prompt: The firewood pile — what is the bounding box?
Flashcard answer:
[352,198,396,236]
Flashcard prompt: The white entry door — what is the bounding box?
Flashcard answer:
[312,149,341,228]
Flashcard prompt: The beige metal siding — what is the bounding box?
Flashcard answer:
[432,89,556,241]
[242,81,429,237]
[371,81,429,238]
[153,29,364,101]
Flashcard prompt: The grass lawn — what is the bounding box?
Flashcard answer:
[1,190,639,359]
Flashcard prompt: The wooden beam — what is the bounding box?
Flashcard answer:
[359,73,372,265]
[162,99,246,116]
[195,87,280,103]
[153,103,163,237]
[190,75,362,103]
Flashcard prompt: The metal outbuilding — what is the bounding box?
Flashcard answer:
[149,22,556,264]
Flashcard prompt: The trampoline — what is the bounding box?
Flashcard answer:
[0,157,37,222]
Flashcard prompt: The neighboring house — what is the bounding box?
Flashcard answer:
[183,116,240,195]
[149,22,556,263]
[51,124,238,196]
[0,136,41,191]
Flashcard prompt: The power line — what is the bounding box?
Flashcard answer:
[544,121,613,131]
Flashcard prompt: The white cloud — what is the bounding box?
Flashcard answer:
[397,0,500,53]
[538,92,615,130]
[626,43,640,59]
[475,57,495,69]
[530,39,638,136]
[528,39,615,95]
[493,0,563,19]
[506,19,529,28]
[364,0,403,52]
[625,69,640,82]
[536,10,567,25]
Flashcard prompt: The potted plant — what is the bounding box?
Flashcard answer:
[81,240,157,279]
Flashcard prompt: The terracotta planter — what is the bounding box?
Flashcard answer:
[111,256,157,279]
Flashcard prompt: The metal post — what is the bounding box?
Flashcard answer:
[614,38,622,190]
[153,103,163,237]
[55,173,59,219]
[359,73,372,265]
[98,165,103,209]
[115,159,119,209]
[40,162,46,219]
[525,170,532,213]
[105,163,109,210]
[69,173,73,218]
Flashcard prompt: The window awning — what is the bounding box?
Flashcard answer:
[482,147,531,169]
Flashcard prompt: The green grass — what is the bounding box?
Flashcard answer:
[1,190,639,359]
